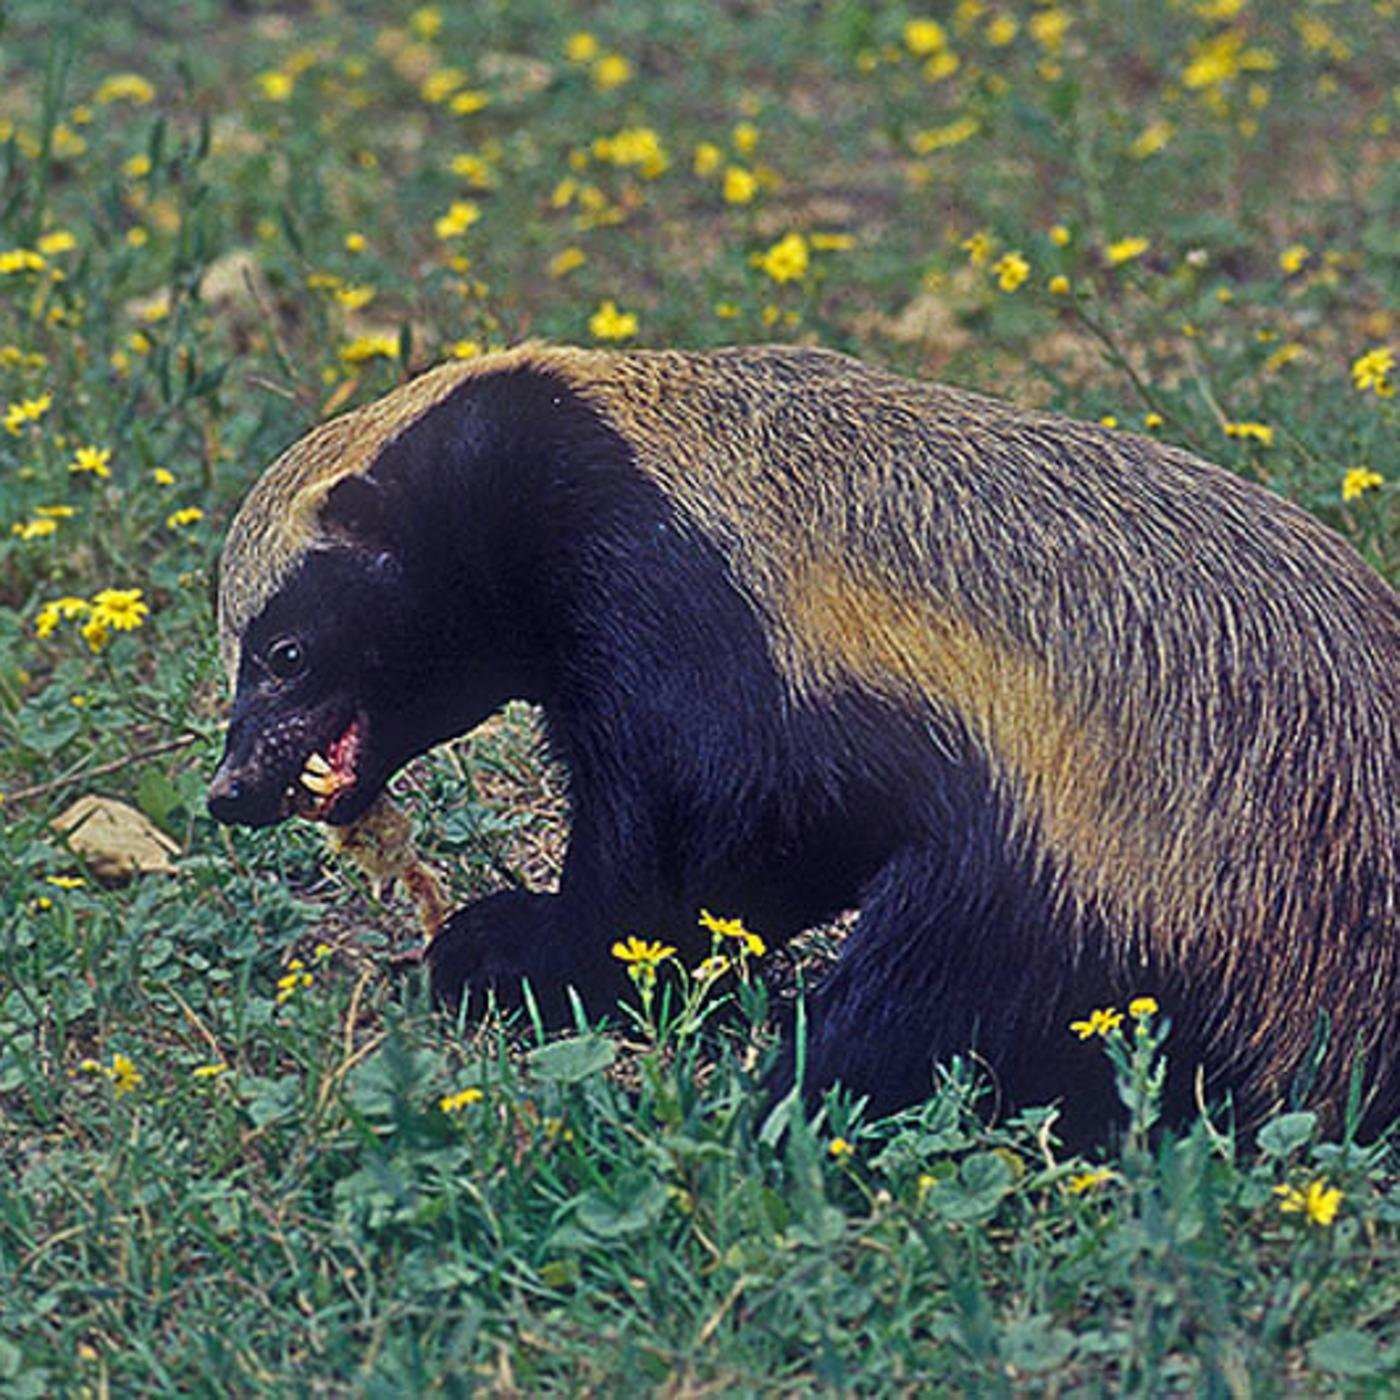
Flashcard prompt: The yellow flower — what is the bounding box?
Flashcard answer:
[693,141,722,177]
[1029,9,1070,51]
[1278,244,1310,275]
[904,18,949,55]
[37,230,76,255]
[1128,996,1160,1019]
[1067,1168,1115,1194]
[697,909,766,957]
[275,962,314,1005]
[4,392,52,433]
[0,249,45,275]
[448,90,489,116]
[811,232,855,251]
[993,251,1029,292]
[96,73,156,104]
[910,116,980,154]
[610,935,676,967]
[12,518,57,540]
[1275,1179,1343,1227]
[1143,412,1164,430]
[1341,467,1383,502]
[828,1137,854,1159]
[1350,346,1395,397]
[732,121,759,156]
[152,467,175,486]
[440,1086,485,1113]
[1049,224,1071,247]
[986,15,1018,46]
[592,53,632,91]
[166,507,203,529]
[46,875,85,889]
[1069,1007,1124,1040]
[421,68,465,104]
[110,1053,142,1096]
[345,231,367,253]
[549,247,586,279]
[90,587,148,632]
[922,51,961,82]
[80,616,110,652]
[1130,120,1174,160]
[1225,421,1274,446]
[1048,274,1070,295]
[758,232,809,285]
[340,335,399,363]
[1100,415,1119,429]
[565,31,599,64]
[255,70,294,102]
[192,1063,230,1080]
[961,229,995,267]
[409,6,443,40]
[123,153,152,179]
[70,445,112,477]
[34,596,90,638]
[1104,236,1150,266]
[722,165,758,205]
[448,339,482,359]
[588,299,638,341]
[434,200,481,239]
[449,152,494,188]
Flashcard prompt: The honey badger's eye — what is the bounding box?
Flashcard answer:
[266,636,306,679]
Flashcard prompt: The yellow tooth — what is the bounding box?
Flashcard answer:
[300,769,341,795]
[303,752,333,775]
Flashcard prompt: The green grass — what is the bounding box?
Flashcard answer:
[1,1,1396,1391]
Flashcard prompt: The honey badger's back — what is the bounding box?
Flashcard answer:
[549,344,1398,1127]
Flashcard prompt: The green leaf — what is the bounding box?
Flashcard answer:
[567,1178,669,1240]
[1256,1112,1316,1158]
[527,1034,616,1083]
[1307,1329,1383,1378]
[1001,1317,1076,1373]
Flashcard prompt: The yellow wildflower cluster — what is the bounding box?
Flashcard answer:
[758,232,809,285]
[0,248,45,275]
[95,73,156,105]
[588,299,637,341]
[1181,30,1275,92]
[1225,421,1274,446]
[79,1052,143,1096]
[993,251,1030,292]
[1104,236,1150,267]
[1341,468,1383,502]
[69,445,111,477]
[1070,996,1158,1040]
[4,391,52,434]
[276,958,314,1005]
[592,127,669,178]
[434,199,481,239]
[340,335,399,364]
[34,588,149,652]
[697,909,765,957]
[440,1086,484,1113]
[1350,346,1394,398]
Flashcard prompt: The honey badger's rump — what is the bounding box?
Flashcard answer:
[212,344,1399,1139]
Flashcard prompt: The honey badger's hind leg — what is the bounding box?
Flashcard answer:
[776,841,1123,1138]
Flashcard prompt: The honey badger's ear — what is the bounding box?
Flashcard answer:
[318,472,397,553]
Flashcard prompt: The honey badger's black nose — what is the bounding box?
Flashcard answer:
[207,762,281,827]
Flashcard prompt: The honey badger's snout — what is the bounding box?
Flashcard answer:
[207,711,297,828]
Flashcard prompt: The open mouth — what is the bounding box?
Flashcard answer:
[288,712,367,823]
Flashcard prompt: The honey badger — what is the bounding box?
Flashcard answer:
[210,343,1399,1137]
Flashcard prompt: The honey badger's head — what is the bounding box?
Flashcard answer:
[208,394,540,830]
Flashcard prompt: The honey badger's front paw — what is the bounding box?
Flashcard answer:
[426,890,627,1026]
